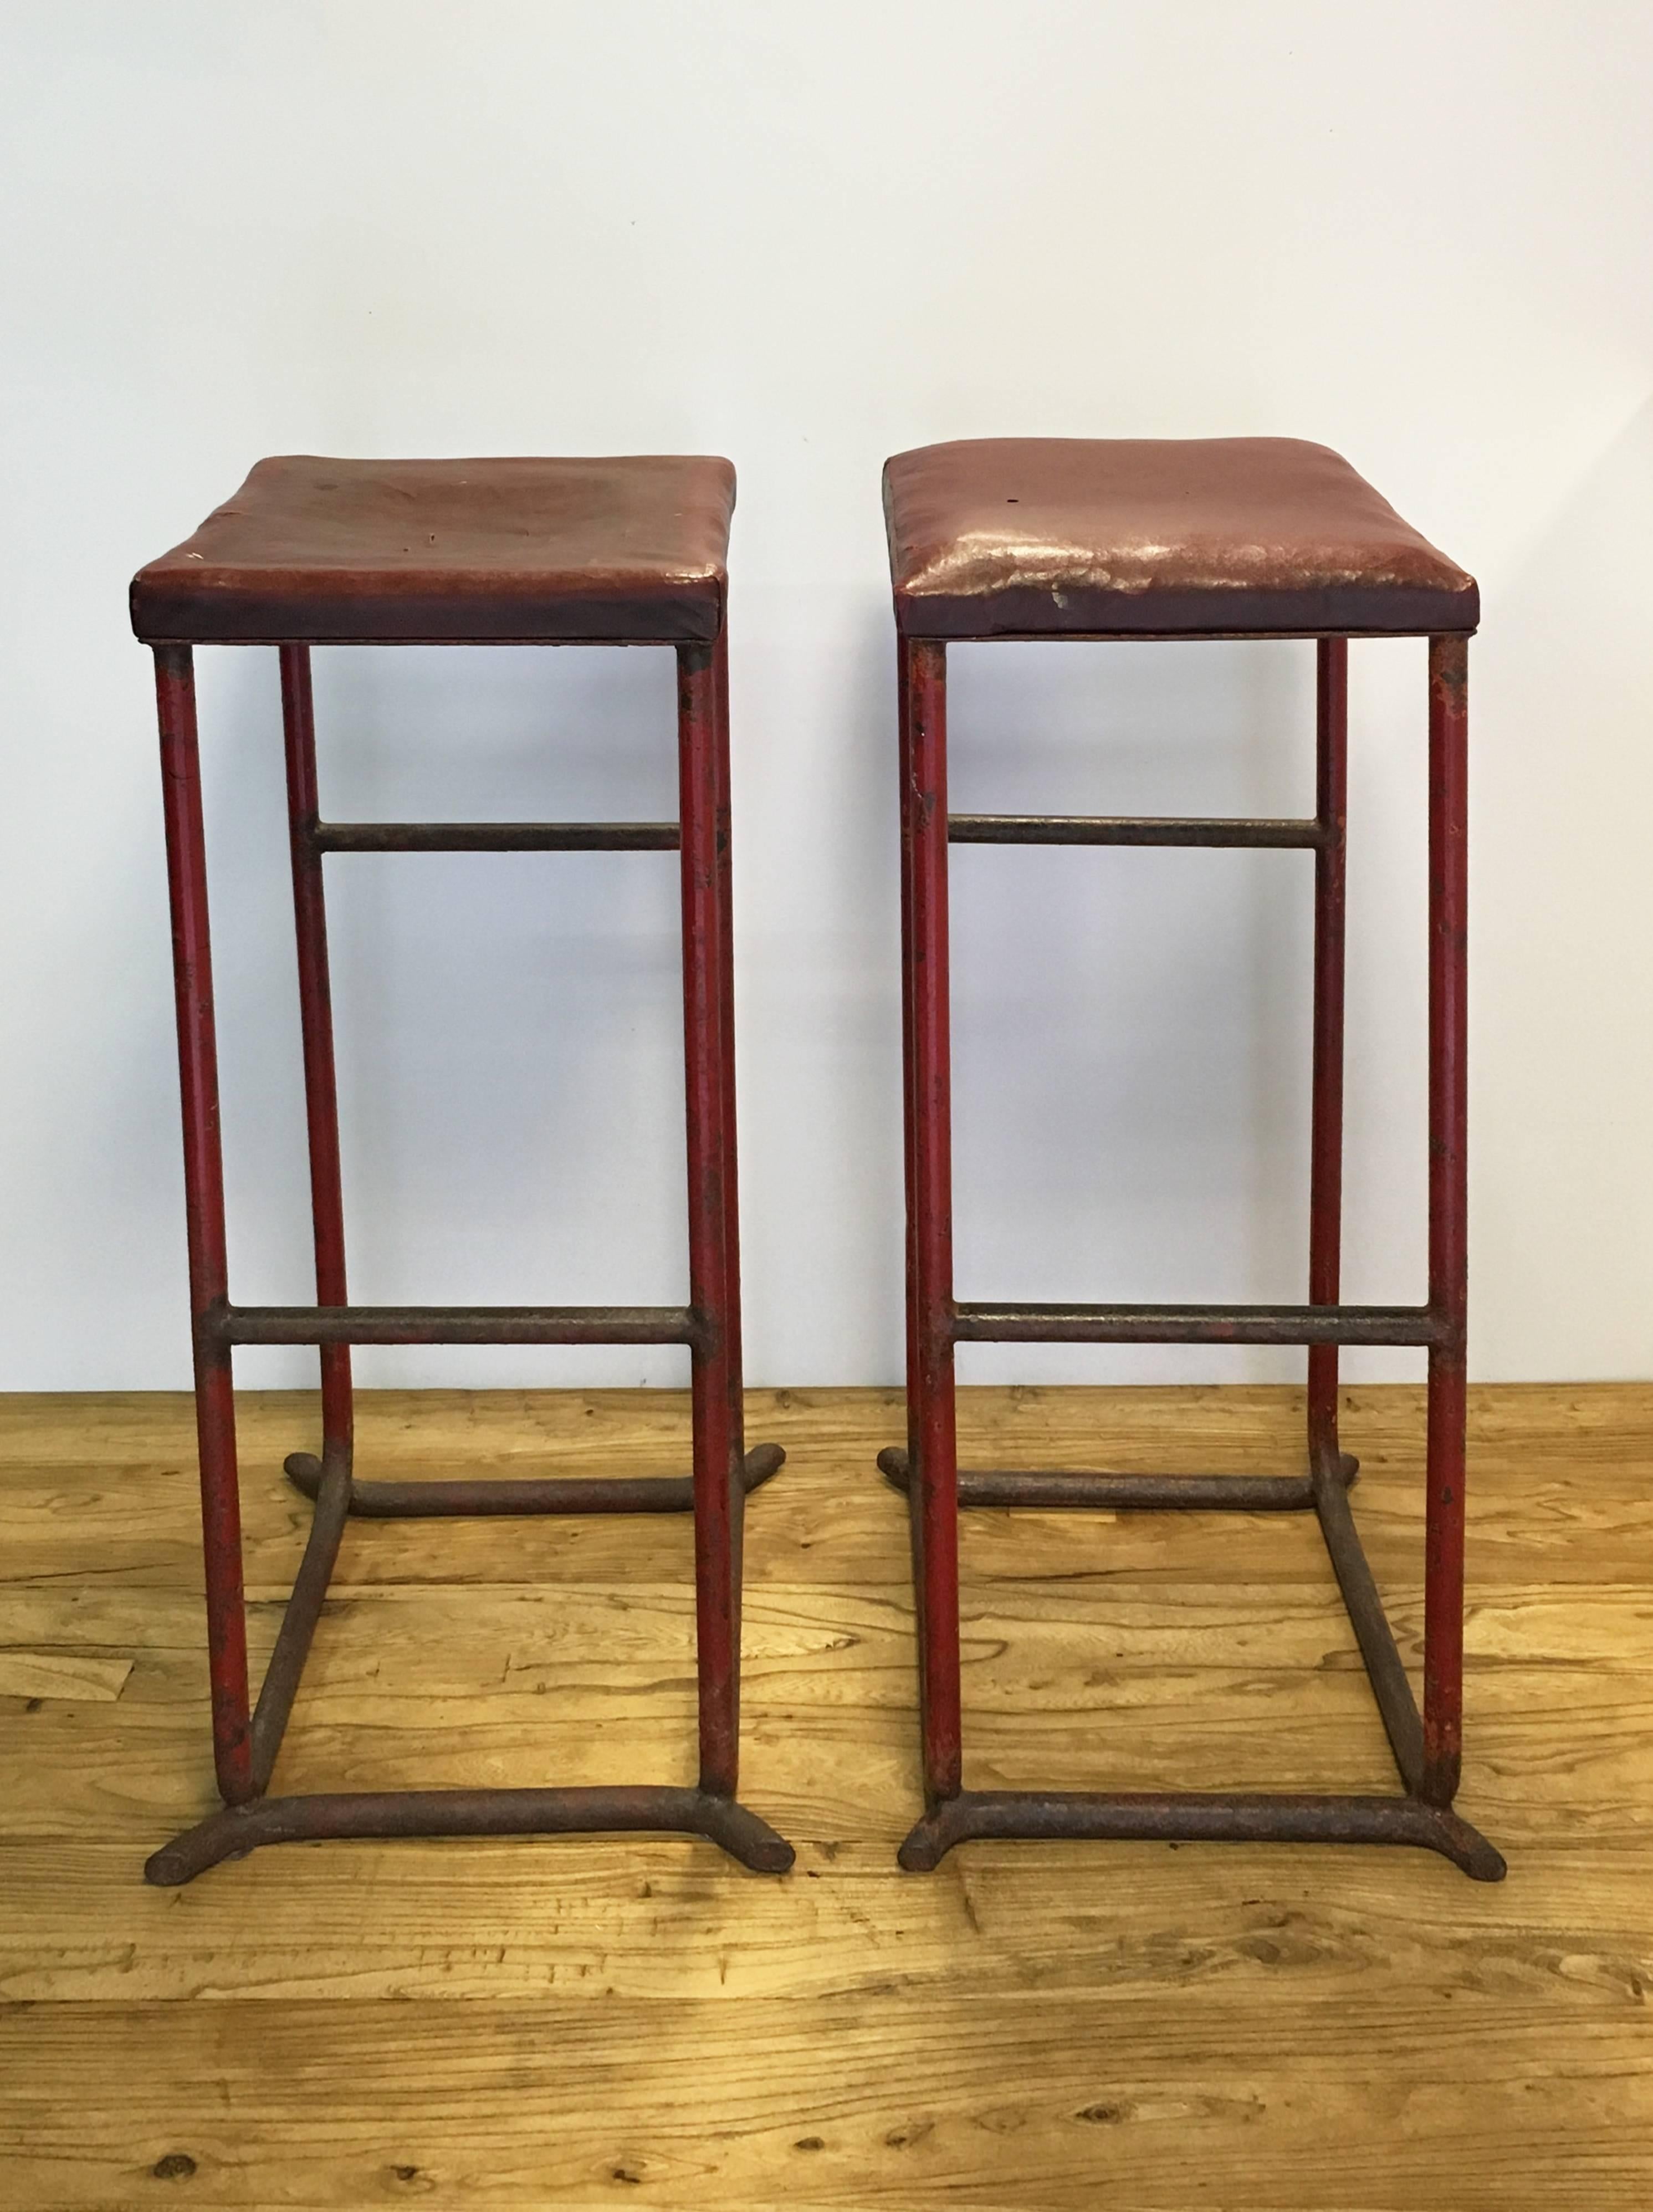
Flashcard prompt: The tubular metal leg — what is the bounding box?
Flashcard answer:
[280,645,354,1480]
[679,638,743,1800]
[902,637,962,1806]
[153,644,252,1807]
[1308,637,1351,1481]
[895,633,930,1719]
[712,629,745,1470]
[1423,635,1469,1806]
[711,629,752,1634]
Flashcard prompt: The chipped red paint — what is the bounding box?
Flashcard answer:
[153,643,252,1806]
[1423,632,1470,1806]
[886,625,1497,1881]
[678,635,743,1797]
[1308,636,1349,1480]
[280,645,353,1480]
[900,636,963,1805]
[144,611,791,1885]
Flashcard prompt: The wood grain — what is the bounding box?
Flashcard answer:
[1,1382,1650,2209]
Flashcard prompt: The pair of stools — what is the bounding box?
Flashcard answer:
[131,440,1503,1887]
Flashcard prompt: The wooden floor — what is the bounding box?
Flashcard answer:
[2,1382,1651,2209]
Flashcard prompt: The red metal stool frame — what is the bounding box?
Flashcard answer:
[881,495,1503,1879]
[136,476,791,1884]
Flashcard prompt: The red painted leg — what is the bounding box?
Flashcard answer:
[903,637,961,1806]
[279,646,353,1478]
[712,629,745,1468]
[1308,637,1349,1477]
[679,639,740,1798]
[709,626,755,1620]
[1423,635,1469,1805]
[153,645,252,1806]
[895,636,929,1702]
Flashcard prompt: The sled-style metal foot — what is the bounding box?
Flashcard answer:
[147,1785,797,1887]
[897,1789,1506,1881]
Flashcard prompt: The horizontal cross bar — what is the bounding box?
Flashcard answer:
[951,1301,1444,1347]
[211,1304,697,1347]
[949,814,1322,849]
[283,1443,786,1516]
[309,820,679,854]
[877,1445,1334,1511]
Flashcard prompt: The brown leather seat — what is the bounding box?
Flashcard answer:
[883,437,1477,639]
[130,454,735,645]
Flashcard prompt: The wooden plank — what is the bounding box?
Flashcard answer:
[1,1383,1650,2212]
[1,1380,1642,1465]
[0,1652,131,1702]
[0,1996,1649,2210]
[0,1656,1637,1846]
[2,1835,1648,2007]
[9,1433,1653,1592]
[9,1577,1653,1674]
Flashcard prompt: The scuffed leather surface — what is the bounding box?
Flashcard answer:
[883,438,1477,637]
[131,455,735,643]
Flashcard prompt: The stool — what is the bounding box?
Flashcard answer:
[878,437,1504,1881]
[130,454,793,1883]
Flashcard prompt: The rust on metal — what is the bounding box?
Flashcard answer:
[951,1301,1445,1346]
[950,813,1324,848]
[248,1461,351,1792]
[897,1790,1504,1881]
[144,537,791,1882]
[678,635,743,1797]
[878,1445,1350,1513]
[1312,1453,1424,1792]
[1422,632,1470,1806]
[146,1785,795,1887]
[1308,636,1349,1478]
[284,1442,785,1517]
[153,644,252,1806]
[280,646,354,1482]
[900,634,963,1804]
[886,620,1495,1882]
[310,820,680,853]
[209,1302,700,1348]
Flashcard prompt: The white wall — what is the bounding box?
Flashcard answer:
[2,0,1650,1392]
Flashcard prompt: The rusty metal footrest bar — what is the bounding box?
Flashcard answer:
[949,814,1324,848]
[285,1442,786,1518]
[877,1445,1354,1512]
[214,1303,697,1347]
[897,1790,1504,1879]
[146,1785,795,1885]
[953,1301,1444,1346]
[311,820,680,854]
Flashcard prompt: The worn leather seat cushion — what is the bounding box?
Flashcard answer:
[883,438,1476,637]
[131,454,736,643]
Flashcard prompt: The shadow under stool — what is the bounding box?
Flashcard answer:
[876,436,1504,1882]
[130,453,793,1883]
